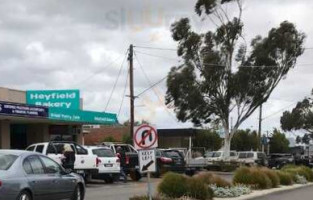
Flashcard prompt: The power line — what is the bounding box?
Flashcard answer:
[135,50,313,69]
[135,50,180,61]
[262,102,297,121]
[136,76,167,97]
[134,52,180,123]
[134,45,177,51]
[104,49,129,112]
[72,56,123,87]
[134,51,167,105]
[118,68,129,117]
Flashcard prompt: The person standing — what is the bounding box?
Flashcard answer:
[116,146,127,183]
[62,144,76,171]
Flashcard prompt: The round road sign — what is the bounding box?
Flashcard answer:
[134,124,158,149]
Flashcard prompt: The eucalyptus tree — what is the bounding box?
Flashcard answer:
[281,90,313,143]
[166,0,305,156]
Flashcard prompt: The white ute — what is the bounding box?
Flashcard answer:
[26,141,99,181]
[85,146,121,183]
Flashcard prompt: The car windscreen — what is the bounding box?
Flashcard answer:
[212,152,222,157]
[164,151,181,158]
[0,154,18,170]
[92,149,115,157]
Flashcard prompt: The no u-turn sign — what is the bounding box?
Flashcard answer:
[133,124,158,150]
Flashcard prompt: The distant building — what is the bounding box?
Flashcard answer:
[84,126,200,148]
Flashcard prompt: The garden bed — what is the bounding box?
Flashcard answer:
[130,165,313,200]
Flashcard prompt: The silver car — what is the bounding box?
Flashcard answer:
[0,150,85,200]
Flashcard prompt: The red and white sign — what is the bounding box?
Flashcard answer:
[134,124,158,150]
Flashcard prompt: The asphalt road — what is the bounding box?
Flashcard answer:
[85,173,233,200]
[85,178,161,200]
[253,185,313,200]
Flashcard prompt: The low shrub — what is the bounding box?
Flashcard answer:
[277,171,293,186]
[209,184,251,198]
[158,172,188,198]
[211,174,232,187]
[233,167,272,189]
[260,168,280,188]
[295,175,308,184]
[129,196,162,200]
[299,166,313,182]
[129,195,186,200]
[194,172,231,187]
[186,178,211,200]
[283,166,313,182]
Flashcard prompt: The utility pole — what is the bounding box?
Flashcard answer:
[128,44,135,141]
[258,104,263,151]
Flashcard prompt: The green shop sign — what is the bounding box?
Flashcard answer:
[49,107,118,125]
[26,90,80,109]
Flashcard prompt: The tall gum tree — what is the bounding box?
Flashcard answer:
[281,89,313,142]
[166,0,305,157]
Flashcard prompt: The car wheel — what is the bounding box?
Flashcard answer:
[72,185,83,200]
[17,190,32,200]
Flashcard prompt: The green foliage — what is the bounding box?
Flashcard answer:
[282,165,313,182]
[231,129,258,151]
[122,134,132,145]
[281,92,313,140]
[158,173,187,198]
[260,168,280,188]
[167,0,305,152]
[276,171,293,185]
[193,129,222,150]
[233,167,272,189]
[186,177,211,200]
[269,129,290,153]
[194,172,231,188]
[299,166,313,182]
[102,136,116,143]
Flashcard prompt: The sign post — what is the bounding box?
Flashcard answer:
[134,124,158,200]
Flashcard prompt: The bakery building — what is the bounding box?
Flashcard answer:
[0,87,118,149]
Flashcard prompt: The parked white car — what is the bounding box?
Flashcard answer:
[237,151,268,166]
[84,146,121,183]
[26,141,99,181]
[206,151,238,164]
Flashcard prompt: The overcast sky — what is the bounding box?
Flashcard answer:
[0,0,312,135]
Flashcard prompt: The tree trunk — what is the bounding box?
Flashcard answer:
[222,126,237,159]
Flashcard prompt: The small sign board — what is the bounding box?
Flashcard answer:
[138,149,156,173]
[0,101,48,118]
[134,124,158,150]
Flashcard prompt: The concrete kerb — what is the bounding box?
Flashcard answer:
[215,183,313,200]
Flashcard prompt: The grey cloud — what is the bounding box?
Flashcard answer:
[0,0,312,129]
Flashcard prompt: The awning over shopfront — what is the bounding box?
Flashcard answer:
[0,101,118,125]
